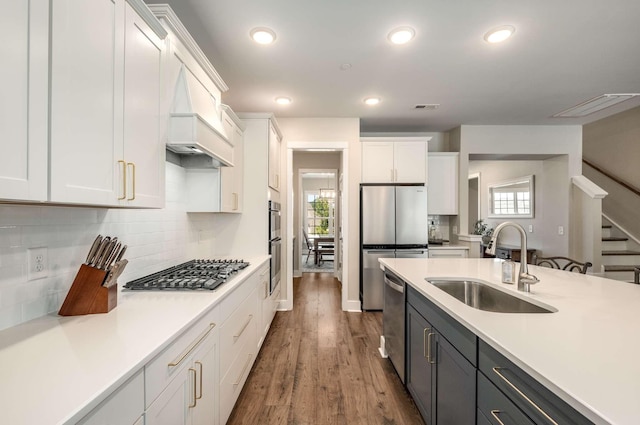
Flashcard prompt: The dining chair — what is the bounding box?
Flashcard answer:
[302,229,315,264]
[532,254,592,274]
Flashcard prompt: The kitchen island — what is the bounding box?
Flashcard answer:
[0,256,272,425]
[379,257,640,425]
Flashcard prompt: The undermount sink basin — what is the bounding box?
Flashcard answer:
[426,279,556,313]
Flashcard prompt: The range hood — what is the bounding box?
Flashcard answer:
[167,65,234,167]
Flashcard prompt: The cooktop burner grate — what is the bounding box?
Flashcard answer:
[124,259,250,291]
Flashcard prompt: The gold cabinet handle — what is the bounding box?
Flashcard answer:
[127,162,136,200]
[233,315,253,342]
[195,361,203,400]
[490,410,507,425]
[233,354,253,387]
[492,367,559,425]
[427,332,436,364]
[264,281,269,300]
[275,174,279,189]
[168,323,216,368]
[188,368,197,408]
[118,160,126,200]
[233,192,238,210]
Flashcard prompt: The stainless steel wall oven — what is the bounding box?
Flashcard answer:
[268,201,281,294]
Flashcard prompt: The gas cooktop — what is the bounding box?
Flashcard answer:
[124,259,250,291]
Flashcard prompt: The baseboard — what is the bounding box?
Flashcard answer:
[344,299,362,312]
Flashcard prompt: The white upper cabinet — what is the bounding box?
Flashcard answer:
[220,106,244,213]
[427,152,459,215]
[268,122,282,191]
[361,137,430,183]
[0,0,49,201]
[49,0,166,207]
[122,2,165,207]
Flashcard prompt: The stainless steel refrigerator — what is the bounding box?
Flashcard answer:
[360,184,428,310]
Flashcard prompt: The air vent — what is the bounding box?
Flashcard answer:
[553,94,640,118]
[414,104,440,110]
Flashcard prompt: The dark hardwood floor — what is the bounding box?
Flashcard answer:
[227,272,424,425]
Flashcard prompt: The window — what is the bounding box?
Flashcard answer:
[488,175,534,218]
[305,190,335,235]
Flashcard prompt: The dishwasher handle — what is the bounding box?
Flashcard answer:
[384,274,404,294]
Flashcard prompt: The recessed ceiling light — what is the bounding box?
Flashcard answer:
[364,97,381,106]
[388,27,416,45]
[275,97,292,105]
[484,25,515,43]
[250,27,276,44]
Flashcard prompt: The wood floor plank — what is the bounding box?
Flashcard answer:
[227,273,424,425]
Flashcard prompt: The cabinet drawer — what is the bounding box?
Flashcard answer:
[407,285,477,365]
[219,336,256,423]
[219,271,260,323]
[220,286,258,375]
[145,307,219,408]
[428,248,468,258]
[479,340,592,425]
[478,372,535,425]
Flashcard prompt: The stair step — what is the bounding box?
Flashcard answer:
[602,250,640,256]
[602,237,629,242]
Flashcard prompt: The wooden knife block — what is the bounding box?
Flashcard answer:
[59,264,118,316]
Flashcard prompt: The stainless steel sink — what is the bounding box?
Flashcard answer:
[426,279,556,313]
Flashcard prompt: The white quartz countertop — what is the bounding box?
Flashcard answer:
[0,256,270,425]
[379,257,640,425]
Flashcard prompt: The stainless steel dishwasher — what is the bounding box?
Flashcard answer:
[383,269,407,383]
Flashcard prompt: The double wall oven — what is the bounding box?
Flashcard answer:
[268,201,281,295]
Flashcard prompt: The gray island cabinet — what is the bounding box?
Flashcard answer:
[404,285,593,425]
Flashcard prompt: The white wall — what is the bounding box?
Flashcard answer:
[0,161,218,331]
[277,118,361,309]
[453,125,582,250]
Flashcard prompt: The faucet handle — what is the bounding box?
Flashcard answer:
[520,272,540,285]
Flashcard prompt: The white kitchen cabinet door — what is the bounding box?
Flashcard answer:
[394,141,427,183]
[190,330,219,425]
[220,109,244,213]
[0,0,48,201]
[145,366,191,425]
[427,153,459,215]
[49,0,125,206]
[268,122,281,191]
[361,141,395,183]
[122,2,165,208]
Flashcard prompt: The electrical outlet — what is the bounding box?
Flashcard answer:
[528,225,533,233]
[558,226,564,236]
[28,247,48,281]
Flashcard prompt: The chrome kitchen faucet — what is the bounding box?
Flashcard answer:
[485,222,539,292]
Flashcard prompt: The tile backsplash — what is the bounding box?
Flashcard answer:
[0,162,217,331]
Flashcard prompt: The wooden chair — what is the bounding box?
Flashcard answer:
[302,229,315,264]
[532,254,592,274]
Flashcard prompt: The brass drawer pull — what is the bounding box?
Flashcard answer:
[233,354,253,387]
[188,368,197,408]
[490,410,506,425]
[168,323,216,368]
[195,361,203,400]
[233,315,253,342]
[118,160,126,200]
[492,367,559,425]
[127,162,136,200]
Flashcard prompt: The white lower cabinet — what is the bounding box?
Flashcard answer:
[428,247,468,258]
[78,370,144,425]
[146,318,219,425]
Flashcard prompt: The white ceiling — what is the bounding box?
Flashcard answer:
[147,0,640,132]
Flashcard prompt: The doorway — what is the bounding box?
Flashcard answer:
[286,142,350,312]
[300,169,337,273]
[468,173,480,231]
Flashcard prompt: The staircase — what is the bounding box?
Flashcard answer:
[601,222,640,282]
